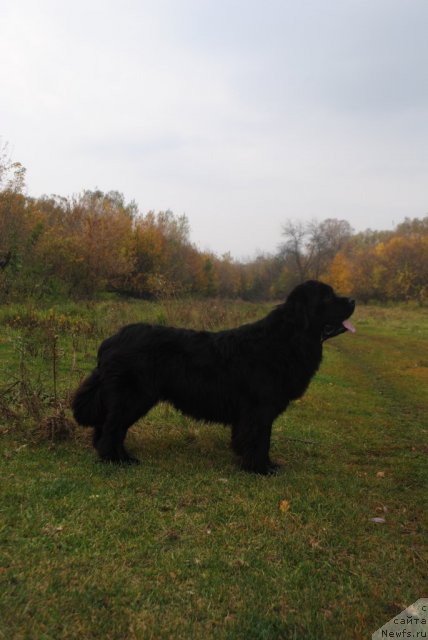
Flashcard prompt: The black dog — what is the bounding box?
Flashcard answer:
[72,281,355,474]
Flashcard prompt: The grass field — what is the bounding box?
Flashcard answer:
[0,299,427,639]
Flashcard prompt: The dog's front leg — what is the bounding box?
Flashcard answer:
[232,414,278,475]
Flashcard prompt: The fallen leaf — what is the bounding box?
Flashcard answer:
[224,614,236,623]
[376,471,385,478]
[375,504,388,513]
[279,499,290,513]
[43,524,64,535]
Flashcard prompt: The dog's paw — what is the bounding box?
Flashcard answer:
[240,458,281,475]
[240,461,270,475]
[266,464,281,475]
[99,453,140,465]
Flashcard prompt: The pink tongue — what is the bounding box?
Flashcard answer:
[343,319,356,333]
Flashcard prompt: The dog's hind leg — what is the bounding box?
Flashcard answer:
[92,424,103,447]
[95,415,134,464]
[95,394,156,464]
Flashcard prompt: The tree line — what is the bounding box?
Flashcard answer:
[1,146,427,302]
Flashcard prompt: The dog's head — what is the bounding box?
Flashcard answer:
[286,280,356,341]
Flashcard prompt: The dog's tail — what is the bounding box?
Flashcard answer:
[71,368,104,426]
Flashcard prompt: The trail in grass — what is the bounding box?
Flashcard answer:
[323,331,428,497]
[332,332,428,431]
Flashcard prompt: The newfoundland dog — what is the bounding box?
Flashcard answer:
[72,280,355,474]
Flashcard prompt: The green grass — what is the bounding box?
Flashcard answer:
[0,300,427,639]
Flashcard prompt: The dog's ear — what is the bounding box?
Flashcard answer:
[292,299,309,329]
[286,286,310,329]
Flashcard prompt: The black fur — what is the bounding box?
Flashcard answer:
[72,280,355,474]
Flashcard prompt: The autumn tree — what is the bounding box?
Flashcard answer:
[279,218,353,284]
[2,138,427,305]
[377,236,428,302]
[279,220,311,282]
[0,143,29,295]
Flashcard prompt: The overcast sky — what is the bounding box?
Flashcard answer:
[1,0,427,257]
